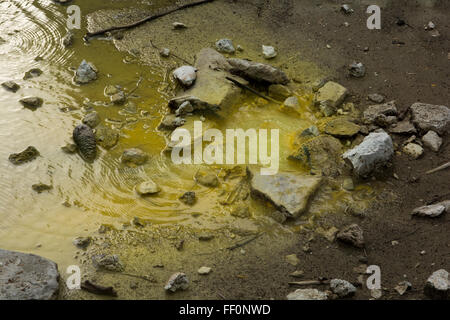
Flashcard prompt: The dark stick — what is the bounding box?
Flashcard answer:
[225,77,281,104]
[85,0,215,39]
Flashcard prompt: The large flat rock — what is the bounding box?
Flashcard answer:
[169,48,244,117]
[0,249,60,300]
[410,103,450,135]
[248,168,322,218]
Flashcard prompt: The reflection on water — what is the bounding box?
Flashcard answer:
[0,0,372,268]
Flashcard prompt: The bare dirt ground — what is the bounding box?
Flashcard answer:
[71,0,449,300]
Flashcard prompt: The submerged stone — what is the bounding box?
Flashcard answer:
[195,170,219,188]
[248,167,322,218]
[9,146,40,165]
[179,191,196,205]
[62,31,74,47]
[23,68,43,80]
[1,81,20,92]
[19,97,43,110]
[121,148,148,166]
[158,114,186,131]
[82,111,100,128]
[0,249,59,300]
[32,183,52,193]
[136,180,161,196]
[95,126,119,149]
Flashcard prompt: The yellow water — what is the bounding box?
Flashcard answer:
[0,0,375,271]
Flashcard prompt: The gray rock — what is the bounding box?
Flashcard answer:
[19,97,43,110]
[75,60,97,84]
[122,148,148,167]
[173,66,197,87]
[330,279,357,298]
[348,62,366,78]
[283,96,300,112]
[179,191,196,205]
[410,103,450,135]
[422,131,442,152]
[343,131,394,177]
[341,4,354,14]
[1,81,20,92]
[215,39,235,54]
[403,143,424,159]
[248,167,322,218]
[62,31,74,47]
[175,101,194,116]
[287,289,328,300]
[424,269,449,300]
[9,146,40,165]
[412,204,446,218]
[368,93,385,104]
[164,272,189,292]
[136,180,161,195]
[23,68,43,80]
[262,45,277,59]
[363,101,398,125]
[95,126,119,149]
[82,111,100,128]
[73,124,97,162]
[92,254,123,272]
[315,81,348,108]
[336,224,365,248]
[0,249,59,300]
[228,58,289,84]
[158,114,186,131]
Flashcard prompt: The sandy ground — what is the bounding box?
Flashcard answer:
[68,0,449,300]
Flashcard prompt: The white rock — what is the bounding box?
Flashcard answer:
[197,266,212,275]
[403,143,424,159]
[287,289,328,300]
[330,279,357,298]
[424,269,449,299]
[215,39,235,53]
[343,131,394,177]
[173,66,197,87]
[412,204,446,218]
[164,272,189,292]
[262,45,277,59]
[136,180,161,196]
[422,131,442,152]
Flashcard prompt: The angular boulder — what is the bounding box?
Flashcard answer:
[0,249,59,300]
[315,81,348,108]
[410,103,450,135]
[363,101,398,125]
[343,131,393,177]
[424,269,449,300]
[248,167,322,218]
[169,49,243,116]
[228,58,289,84]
